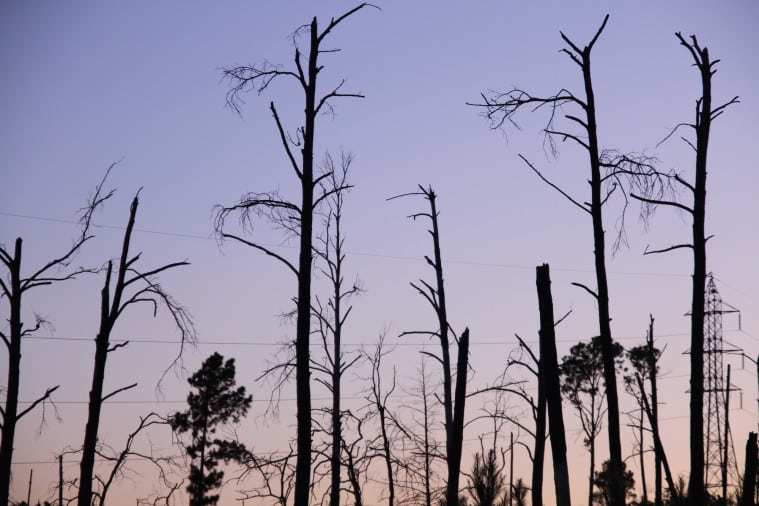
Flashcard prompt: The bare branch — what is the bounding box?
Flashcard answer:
[643,243,694,256]
[222,233,298,277]
[100,383,137,404]
[519,155,590,214]
[16,385,59,421]
[571,281,598,300]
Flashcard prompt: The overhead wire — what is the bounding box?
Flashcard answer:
[0,210,695,277]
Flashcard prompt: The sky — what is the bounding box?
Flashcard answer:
[1,1,758,504]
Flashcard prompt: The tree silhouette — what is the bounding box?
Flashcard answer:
[78,190,194,506]
[217,6,374,504]
[391,185,470,506]
[560,336,624,506]
[593,460,635,506]
[536,264,571,506]
[628,34,739,504]
[473,17,661,506]
[309,153,362,506]
[466,448,506,506]
[169,352,252,506]
[0,168,113,505]
[623,316,662,506]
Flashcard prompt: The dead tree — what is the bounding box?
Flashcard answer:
[0,168,114,505]
[628,34,739,504]
[398,358,444,506]
[624,315,663,506]
[471,17,664,505]
[237,445,296,506]
[78,193,193,506]
[363,335,405,506]
[391,186,470,506]
[536,264,571,506]
[478,334,545,506]
[217,6,374,504]
[340,409,373,506]
[741,433,757,506]
[309,153,361,506]
[634,375,679,503]
[62,412,181,506]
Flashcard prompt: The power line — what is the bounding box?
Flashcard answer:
[16,394,406,405]
[23,330,708,347]
[0,209,693,278]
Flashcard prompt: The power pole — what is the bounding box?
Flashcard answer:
[59,455,63,506]
[26,468,32,506]
[509,432,514,506]
[702,274,741,497]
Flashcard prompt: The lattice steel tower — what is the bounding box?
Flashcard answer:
[703,273,740,494]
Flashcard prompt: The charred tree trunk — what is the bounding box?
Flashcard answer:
[426,190,469,506]
[0,239,22,505]
[636,375,679,502]
[79,199,137,506]
[78,262,114,506]
[682,34,713,505]
[581,28,625,506]
[472,18,629,504]
[424,382,433,506]
[648,316,662,506]
[640,403,648,506]
[292,19,319,506]
[588,430,595,506]
[219,8,372,505]
[1,174,109,504]
[78,195,190,505]
[536,264,571,506]
[394,186,469,506]
[448,328,469,505]
[741,433,757,506]
[533,356,547,506]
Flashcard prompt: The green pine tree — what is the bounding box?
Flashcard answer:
[170,352,252,506]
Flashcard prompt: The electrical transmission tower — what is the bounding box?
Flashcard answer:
[703,273,742,496]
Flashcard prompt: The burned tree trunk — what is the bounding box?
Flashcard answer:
[536,264,571,506]
[471,18,661,504]
[636,375,678,502]
[78,194,192,506]
[534,345,547,506]
[628,34,738,504]
[647,316,662,506]
[219,6,373,505]
[741,433,757,506]
[393,186,470,506]
[0,171,113,505]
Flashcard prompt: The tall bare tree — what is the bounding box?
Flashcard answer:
[392,186,470,506]
[309,153,361,506]
[78,192,193,506]
[217,6,374,504]
[0,169,113,505]
[628,34,738,504]
[472,17,660,506]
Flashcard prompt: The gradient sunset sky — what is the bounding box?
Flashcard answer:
[2,1,758,504]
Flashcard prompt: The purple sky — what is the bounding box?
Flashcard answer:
[2,1,758,504]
